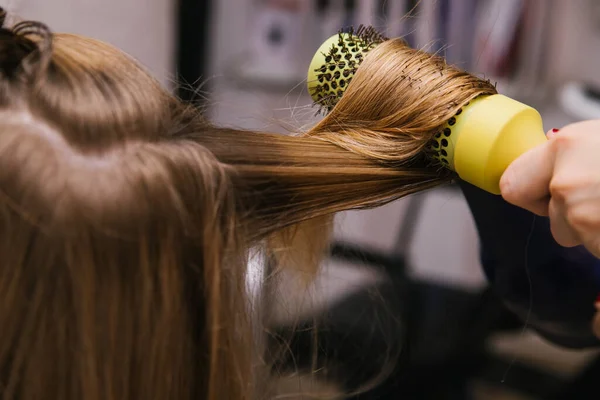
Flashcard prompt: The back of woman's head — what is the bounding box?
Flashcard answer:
[0,8,501,399]
[0,11,253,400]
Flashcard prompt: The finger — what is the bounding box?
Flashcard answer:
[500,141,554,216]
[548,198,581,247]
[582,235,600,259]
[546,128,561,139]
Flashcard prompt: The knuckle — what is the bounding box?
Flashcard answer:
[549,133,574,152]
[565,206,589,231]
[549,175,591,204]
[499,173,516,201]
[549,175,572,203]
[585,236,600,259]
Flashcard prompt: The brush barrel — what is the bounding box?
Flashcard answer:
[307,34,340,101]
[451,94,547,195]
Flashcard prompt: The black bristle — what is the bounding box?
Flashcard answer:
[312,25,388,115]
[355,25,388,46]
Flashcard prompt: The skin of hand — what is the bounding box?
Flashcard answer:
[500,120,600,339]
[499,120,600,258]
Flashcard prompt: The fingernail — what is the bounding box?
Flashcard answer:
[552,128,560,133]
[596,293,600,303]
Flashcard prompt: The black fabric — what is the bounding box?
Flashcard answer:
[459,180,600,348]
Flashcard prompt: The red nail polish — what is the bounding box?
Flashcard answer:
[552,128,560,133]
[596,293,600,303]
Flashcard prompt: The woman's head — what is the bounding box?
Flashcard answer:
[0,9,502,399]
[0,14,253,400]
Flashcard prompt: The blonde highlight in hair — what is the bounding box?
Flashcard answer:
[0,12,499,400]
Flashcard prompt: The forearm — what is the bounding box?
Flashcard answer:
[459,180,600,348]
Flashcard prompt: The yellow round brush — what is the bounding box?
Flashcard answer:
[307,29,547,195]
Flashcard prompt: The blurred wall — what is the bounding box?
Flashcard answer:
[12,0,176,88]
[547,0,600,87]
[210,0,252,76]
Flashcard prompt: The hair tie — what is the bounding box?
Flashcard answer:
[4,19,53,83]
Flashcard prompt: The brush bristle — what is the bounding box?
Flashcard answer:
[309,26,388,115]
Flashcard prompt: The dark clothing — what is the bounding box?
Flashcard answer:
[459,181,600,348]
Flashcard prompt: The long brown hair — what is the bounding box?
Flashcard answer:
[0,10,497,400]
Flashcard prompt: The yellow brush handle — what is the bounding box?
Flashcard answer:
[452,94,548,194]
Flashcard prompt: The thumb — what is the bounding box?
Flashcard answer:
[500,139,554,216]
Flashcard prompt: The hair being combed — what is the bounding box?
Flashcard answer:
[309,37,497,164]
[0,9,497,400]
